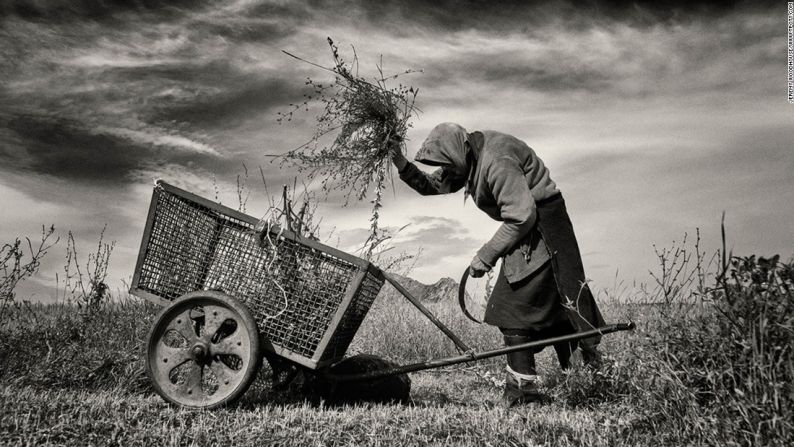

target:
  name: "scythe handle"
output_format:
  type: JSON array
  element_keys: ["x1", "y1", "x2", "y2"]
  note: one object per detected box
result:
[{"x1": 458, "y1": 268, "x2": 482, "y2": 324}]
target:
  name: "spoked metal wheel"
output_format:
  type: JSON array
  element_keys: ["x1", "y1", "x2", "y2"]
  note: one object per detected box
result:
[{"x1": 146, "y1": 291, "x2": 262, "y2": 409}]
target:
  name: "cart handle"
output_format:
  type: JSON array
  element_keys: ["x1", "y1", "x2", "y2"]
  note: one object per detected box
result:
[
  {"x1": 383, "y1": 272, "x2": 472, "y2": 352},
  {"x1": 325, "y1": 322, "x2": 636, "y2": 382}
]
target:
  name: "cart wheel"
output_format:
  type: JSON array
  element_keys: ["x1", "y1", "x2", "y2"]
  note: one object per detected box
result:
[{"x1": 146, "y1": 291, "x2": 261, "y2": 409}]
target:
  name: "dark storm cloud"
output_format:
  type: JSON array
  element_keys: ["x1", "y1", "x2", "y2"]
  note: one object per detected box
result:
[
  {"x1": 190, "y1": 2, "x2": 312, "y2": 42},
  {"x1": 192, "y1": 19, "x2": 292, "y2": 43},
  {"x1": 0, "y1": 113, "x2": 226, "y2": 184},
  {"x1": 336, "y1": 0, "x2": 778, "y2": 32},
  {"x1": 0, "y1": 0, "x2": 210, "y2": 22},
  {"x1": 1, "y1": 114, "x2": 143, "y2": 183},
  {"x1": 141, "y1": 66, "x2": 306, "y2": 129},
  {"x1": 0, "y1": 0, "x2": 306, "y2": 45},
  {"x1": 479, "y1": 65, "x2": 612, "y2": 92},
  {"x1": 408, "y1": 2, "x2": 779, "y2": 97},
  {"x1": 421, "y1": 57, "x2": 614, "y2": 93},
  {"x1": 0, "y1": 1, "x2": 313, "y2": 191}
]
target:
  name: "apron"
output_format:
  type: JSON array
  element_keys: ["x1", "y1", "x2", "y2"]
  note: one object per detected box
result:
[{"x1": 483, "y1": 194, "x2": 605, "y2": 347}]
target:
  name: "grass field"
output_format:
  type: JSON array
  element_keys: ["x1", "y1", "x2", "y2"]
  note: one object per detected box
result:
[
  {"x1": 0, "y1": 299, "x2": 641, "y2": 446},
  {"x1": 1, "y1": 246, "x2": 792, "y2": 446}
]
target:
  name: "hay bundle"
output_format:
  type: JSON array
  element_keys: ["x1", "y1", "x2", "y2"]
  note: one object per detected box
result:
[{"x1": 277, "y1": 38, "x2": 420, "y2": 257}]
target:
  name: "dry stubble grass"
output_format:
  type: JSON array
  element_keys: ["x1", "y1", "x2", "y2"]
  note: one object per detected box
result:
[
  {"x1": 0, "y1": 293, "x2": 647, "y2": 446},
  {"x1": 3, "y1": 248, "x2": 792, "y2": 446}
]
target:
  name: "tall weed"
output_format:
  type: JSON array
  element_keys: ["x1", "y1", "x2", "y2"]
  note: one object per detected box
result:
[
  {"x1": 0, "y1": 225, "x2": 58, "y2": 325},
  {"x1": 550, "y1": 226, "x2": 792, "y2": 445}
]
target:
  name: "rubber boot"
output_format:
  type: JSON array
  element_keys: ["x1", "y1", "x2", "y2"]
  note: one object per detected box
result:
[
  {"x1": 553, "y1": 341, "x2": 575, "y2": 370},
  {"x1": 502, "y1": 335, "x2": 545, "y2": 407},
  {"x1": 579, "y1": 339, "x2": 603, "y2": 369},
  {"x1": 549, "y1": 319, "x2": 577, "y2": 370}
]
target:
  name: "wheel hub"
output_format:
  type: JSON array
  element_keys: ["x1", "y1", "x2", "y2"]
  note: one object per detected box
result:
[{"x1": 190, "y1": 342, "x2": 210, "y2": 363}]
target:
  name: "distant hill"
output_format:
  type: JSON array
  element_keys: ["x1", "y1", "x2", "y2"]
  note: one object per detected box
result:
[{"x1": 377, "y1": 273, "x2": 473, "y2": 303}]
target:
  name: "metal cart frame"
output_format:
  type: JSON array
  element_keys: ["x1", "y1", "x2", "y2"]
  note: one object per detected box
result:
[{"x1": 131, "y1": 181, "x2": 634, "y2": 408}]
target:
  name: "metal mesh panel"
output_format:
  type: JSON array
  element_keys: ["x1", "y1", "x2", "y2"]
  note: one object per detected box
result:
[
  {"x1": 134, "y1": 185, "x2": 384, "y2": 364},
  {"x1": 320, "y1": 271, "x2": 384, "y2": 362}
]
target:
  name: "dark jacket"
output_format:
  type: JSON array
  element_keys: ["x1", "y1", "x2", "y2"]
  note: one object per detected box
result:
[
  {"x1": 398, "y1": 127, "x2": 559, "y2": 283},
  {"x1": 399, "y1": 124, "x2": 604, "y2": 344}
]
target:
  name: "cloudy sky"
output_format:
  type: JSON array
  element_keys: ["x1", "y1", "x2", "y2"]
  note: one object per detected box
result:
[{"x1": 1, "y1": 0, "x2": 791, "y2": 302}]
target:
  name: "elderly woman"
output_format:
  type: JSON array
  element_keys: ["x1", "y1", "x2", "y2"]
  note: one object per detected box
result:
[{"x1": 391, "y1": 123, "x2": 604, "y2": 406}]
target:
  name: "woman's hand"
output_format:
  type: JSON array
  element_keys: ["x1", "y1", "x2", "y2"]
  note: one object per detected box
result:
[
  {"x1": 389, "y1": 136, "x2": 408, "y2": 171},
  {"x1": 469, "y1": 255, "x2": 492, "y2": 278},
  {"x1": 391, "y1": 150, "x2": 408, "y2": 171}
]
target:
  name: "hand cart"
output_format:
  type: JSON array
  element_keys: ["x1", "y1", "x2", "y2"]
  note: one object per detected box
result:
[{"x1": 131, "y1": 181, "x2": 634, "y2": 408}]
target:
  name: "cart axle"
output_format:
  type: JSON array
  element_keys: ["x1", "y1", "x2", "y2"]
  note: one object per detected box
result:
[{"x1": 190, "y1": 343, "x2": 210, "y2": 362}]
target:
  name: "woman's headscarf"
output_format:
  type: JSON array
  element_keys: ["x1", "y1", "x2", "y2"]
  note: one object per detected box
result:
[{"x1": 414, "y1": 122, "x2": 469, "y2": 178}]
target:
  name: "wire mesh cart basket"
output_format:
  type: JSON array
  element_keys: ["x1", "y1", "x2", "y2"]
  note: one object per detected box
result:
[{"x1": 132, "y1": 181, "x2": 634, "y2": 409}]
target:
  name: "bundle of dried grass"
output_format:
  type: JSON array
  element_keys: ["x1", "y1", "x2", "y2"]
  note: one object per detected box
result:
[{"x1": 276, "y1": 38, "x2": 420, "y2": 258}]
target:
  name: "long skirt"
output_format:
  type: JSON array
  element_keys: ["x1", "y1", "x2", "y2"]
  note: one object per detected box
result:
[
  {"x1": 483, "y1": 193, "x2": 605, "y2": 347},
  {"x1": 484, "y1": 259, "x2": 562, "y2": 329}
]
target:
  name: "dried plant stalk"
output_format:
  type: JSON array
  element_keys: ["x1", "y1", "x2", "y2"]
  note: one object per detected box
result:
[{"x1": 276, "y1": 38, "x2": 420, "y2": 259}]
